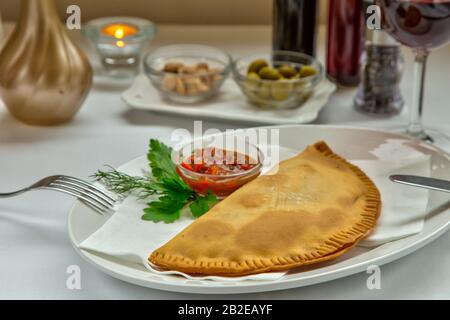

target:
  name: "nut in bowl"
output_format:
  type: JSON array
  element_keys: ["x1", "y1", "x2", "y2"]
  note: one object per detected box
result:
[
  {"x1": 143, "y1": 44, "x2": 231, "y2": 103},
  {"x1": 233, "y1": 51, "x2": 323, "y2": 109}
]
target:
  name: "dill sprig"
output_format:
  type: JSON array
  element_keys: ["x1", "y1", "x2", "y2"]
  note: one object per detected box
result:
[{"x1": 92, "y1": 166, "x2": 159, "y2": 199}]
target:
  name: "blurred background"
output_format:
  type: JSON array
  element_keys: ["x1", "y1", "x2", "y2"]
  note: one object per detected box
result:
[{"x1": 0, "y1": 0, "x2": 329, "y2": 24}]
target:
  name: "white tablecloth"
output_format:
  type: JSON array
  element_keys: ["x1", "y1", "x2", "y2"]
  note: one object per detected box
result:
[{"x1": 0, "y1": 24, "x2": 449, "y2": 299}]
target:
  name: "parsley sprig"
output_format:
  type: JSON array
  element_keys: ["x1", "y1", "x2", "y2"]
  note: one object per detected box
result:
[{"x1": 93, "y1": 139, "x2": 219, "y2": 223}]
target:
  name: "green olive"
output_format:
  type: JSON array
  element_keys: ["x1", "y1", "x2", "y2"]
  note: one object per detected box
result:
[
  {"x1": 244, "y1": 72, "x2": 260, "y2": 91},
  {"x1": 293, "y1": 77, "x2": 310, "y2": 90},
  {"x1": 258, "y1": 67, "x2": 281, "y2": 80},
  {"x1": 247, "y1": 72, "x2": 260, "y2": 80},
  {"x1": 299, "y1": 65, "x2": 318, "y2": 78},
  {"x1": 247, "y1": 59, "x2": 269, "y2": 74},
  {"x1": 271, "y1": 82, "x2": 292, "y2": 101},
  {"x1": 257, "y1": 83, "x2": 272, "y2": 99},
  {"x1": 278, "y1": 65, "x2": 298, "y2": 79}
]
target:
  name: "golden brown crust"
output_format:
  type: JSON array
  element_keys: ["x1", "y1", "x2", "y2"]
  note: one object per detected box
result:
[{"x1": 149, "y1": 141, "x2": 381, "y2": 276}]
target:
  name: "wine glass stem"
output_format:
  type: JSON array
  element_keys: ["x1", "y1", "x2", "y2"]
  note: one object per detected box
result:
[{"x1": 407, "y1": 49, "x2": 429, "y2": 140}]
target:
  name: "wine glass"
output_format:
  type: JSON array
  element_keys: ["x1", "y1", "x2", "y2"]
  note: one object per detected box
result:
[{"x1": 376, "y1": 0, "x2": 450, "y2": 142}]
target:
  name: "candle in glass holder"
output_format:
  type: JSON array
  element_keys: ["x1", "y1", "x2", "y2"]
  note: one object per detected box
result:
[
  {"x1": 83, "y1": 17, "x2": 155, "y2": 78},
  {"x1": 101, "y1": 23, "x2": 138, "y2": 48}
]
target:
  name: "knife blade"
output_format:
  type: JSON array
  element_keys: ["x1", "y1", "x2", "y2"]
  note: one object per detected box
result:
[{"x1": 389, "y1": 175, "x2": 450, "y2": 193}]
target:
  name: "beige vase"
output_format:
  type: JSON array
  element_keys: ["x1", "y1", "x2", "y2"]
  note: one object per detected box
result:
[
  {"x1": 0, "y1": 0, "x2": 92, "y2": 126},
  {"x1": 0, "y1": 10, "x2": 4, "y2": 49}
]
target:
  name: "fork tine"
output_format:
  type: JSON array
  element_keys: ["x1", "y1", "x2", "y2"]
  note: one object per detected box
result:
[
  {"x1": 43, "y1": 185, "x2": 107, "y2": 215},
  {"x1": 58, "y1": 175, "x2": 117, "y2": 202},
  {"x1": 79, "y1": 200, "x2": 107, "y2": 215},
  {"x1": 54, "y1": 178, "x2": 116, "y2": 206},
  {"x1": 48, "y1": 182, "x2": 112, "y2": 211}
]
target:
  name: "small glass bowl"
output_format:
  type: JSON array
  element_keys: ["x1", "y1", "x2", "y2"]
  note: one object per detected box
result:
[
  {"x1": 233, "y1": 51, "x2": 324, "y2": 109},
  {"x1": 174, "y1": 138, "x2": 263, "y2": 198},
  {"x1": 143, "y1": 44, "x2": 231, "y2": 103}
]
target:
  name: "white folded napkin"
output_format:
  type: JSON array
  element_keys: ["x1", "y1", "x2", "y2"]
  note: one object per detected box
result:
[
  {"x1": 355, "y1": 156, "x2": 430, "y2": 247},
  {"x1": 79, "y1": 140, "x2": 430, "y2": 280},
  {"x1": 358, "y1": 138, "x2": 430, "y2": 246}
]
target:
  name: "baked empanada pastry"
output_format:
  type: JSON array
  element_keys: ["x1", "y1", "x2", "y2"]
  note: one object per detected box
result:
[{"x1": 149, "y1": 141, "x2": 381, "y2": 276}]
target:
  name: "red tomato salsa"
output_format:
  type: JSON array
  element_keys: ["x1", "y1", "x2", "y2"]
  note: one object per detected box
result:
[
  {"x1": 176, "y1": 147, "x2": 261, "y2": 197},
  {"x1": 180, "y1": 147, "x2": 257, "y2": 175}
]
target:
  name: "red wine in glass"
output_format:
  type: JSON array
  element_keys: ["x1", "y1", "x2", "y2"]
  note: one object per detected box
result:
[
  {"x1": 380, "y1": 0, "x2": 450, "y2": 48},
  {"x1": 377, "y1": 0, "x2": 450, "y2": 141}
]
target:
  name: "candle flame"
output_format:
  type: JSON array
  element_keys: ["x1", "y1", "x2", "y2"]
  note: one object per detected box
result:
[
  {"x1": 102, "y1": 23, "x2": 138, "y2": 44},
  {"x1": 114, "y1": 28, "x2": 125, "y2": 39}
]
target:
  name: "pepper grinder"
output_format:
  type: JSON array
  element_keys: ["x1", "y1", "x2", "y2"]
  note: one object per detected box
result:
[{"x1": 354, "y1": 29, "x2": 404, "y2": 116}]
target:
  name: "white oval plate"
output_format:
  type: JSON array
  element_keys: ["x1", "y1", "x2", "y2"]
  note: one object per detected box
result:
[
  {"x1": 122, "y1": 75, "x2": 336, "y2": 125},
  {"x1": 68, "y1": 125, "x2": 450, "y2": 294}
]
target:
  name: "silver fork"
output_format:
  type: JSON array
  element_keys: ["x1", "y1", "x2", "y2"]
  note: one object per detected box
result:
[{"x1": 0, "y1": 175, "x2": 117, "y2": 215}]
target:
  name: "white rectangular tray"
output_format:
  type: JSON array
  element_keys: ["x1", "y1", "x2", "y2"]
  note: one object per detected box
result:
[{"x1": 122, "y1": 75, "x2": 336, "y2": 125}]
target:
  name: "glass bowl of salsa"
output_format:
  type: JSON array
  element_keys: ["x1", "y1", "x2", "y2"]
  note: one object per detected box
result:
[{"x1": 175, "y1": 139, "x2": 263, "y2": 198}]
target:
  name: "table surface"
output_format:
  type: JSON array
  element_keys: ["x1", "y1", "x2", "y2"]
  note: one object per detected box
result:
[{"x1": 1, "y1": 23, "x2": 450, "y2": 299}]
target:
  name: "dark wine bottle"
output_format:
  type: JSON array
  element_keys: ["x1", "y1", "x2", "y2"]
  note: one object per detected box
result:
[{"x1": 272, "y1": 0, "x2": 318, "y2": 57}]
